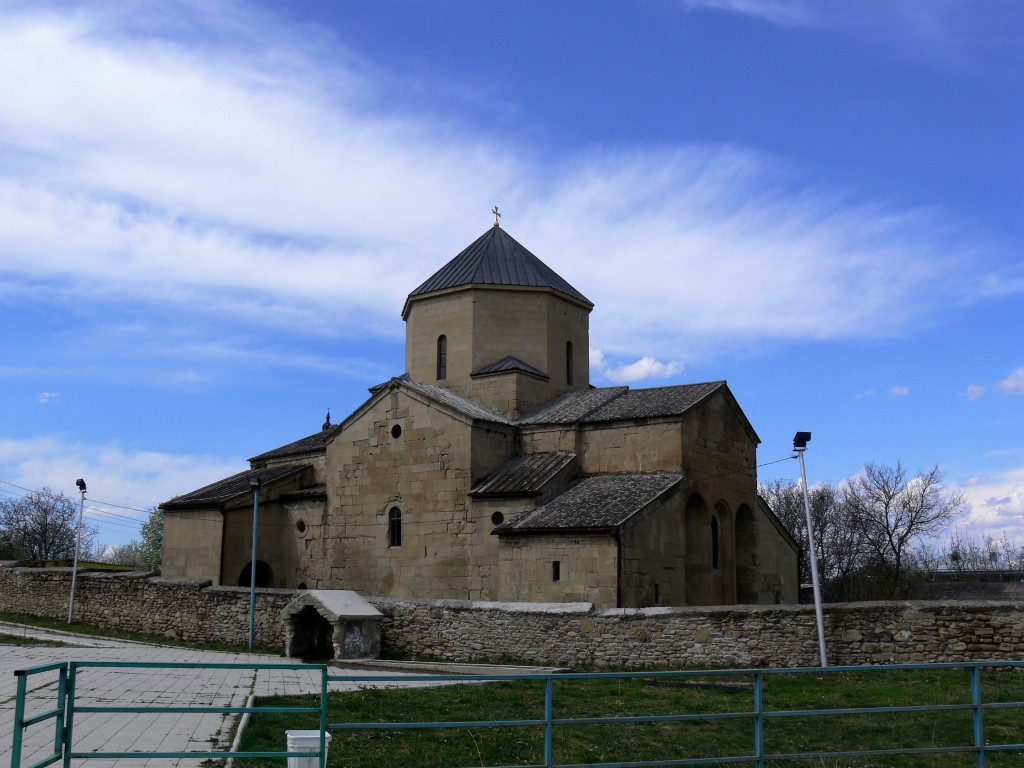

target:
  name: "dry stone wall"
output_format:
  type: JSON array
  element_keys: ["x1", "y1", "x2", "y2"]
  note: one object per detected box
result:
[{"x1": 1, "y1": 563, "x2": 1021, "y2": 667}]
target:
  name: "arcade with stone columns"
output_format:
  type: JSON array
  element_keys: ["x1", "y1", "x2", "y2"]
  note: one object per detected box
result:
[{"x1": 161, "y1": 221, "x2": 799, "y2": 609}]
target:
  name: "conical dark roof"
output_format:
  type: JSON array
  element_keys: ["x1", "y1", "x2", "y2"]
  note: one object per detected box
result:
[{"x1": 402, "y1": 226, "x2": 592, "y2": 318}]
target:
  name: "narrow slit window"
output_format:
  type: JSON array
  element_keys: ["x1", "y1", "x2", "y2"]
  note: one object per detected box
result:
[
  {"x1": 566, "y1": 341, "x2": 574, "y2": 385},
  {"x1": 552, "y1": 560, "x2": 561, "y2": 582},
  {"x1": 436, "y1": 335, "x2": 447, "y2": 380},
  {"x1": 388, "y1": 507, "x2": 402, "y2": 548}
]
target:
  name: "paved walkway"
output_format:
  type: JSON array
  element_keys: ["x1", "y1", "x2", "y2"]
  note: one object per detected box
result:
[{"x1": 0, "y1": 622, "x2": 429, "y2": 767}]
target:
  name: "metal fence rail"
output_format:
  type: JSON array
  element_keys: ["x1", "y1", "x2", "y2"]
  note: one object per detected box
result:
[
  {"x1": 10, "y1": 660, "x2": 329, "y2": 768},
  {"x1": 11, "y1": 659, "x2": 1024, "y2": 767},
  {"x1": 323, "y1": 661, "x2": 1024, "y2": 768}
]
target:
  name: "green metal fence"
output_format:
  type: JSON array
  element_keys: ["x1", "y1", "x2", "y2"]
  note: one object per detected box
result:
[
  {"x1": 321, "y1": 662, "x2": 1024, "y2": 767},
  {"x1": 10, "y1": 660, "x2": 1024, "y2": 767},
  {"x1": 10, "y1": 660, "x2": 329, "y2": 767}
]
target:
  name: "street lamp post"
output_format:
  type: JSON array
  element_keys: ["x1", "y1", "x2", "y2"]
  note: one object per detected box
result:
[
  {"x1": 794, "y1": 432, "x2": 827, "y2": 667},
  {"x1": 248, "y1": 476, "x2": 261, "y2": 649},
  {"x1": 67, "y1": 478, "x2": 87, "y2": 624}
]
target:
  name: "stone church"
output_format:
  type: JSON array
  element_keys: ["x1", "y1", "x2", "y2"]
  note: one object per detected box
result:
[{"x1": 161, "y1": 222, "x2": 799, "y2": 608}]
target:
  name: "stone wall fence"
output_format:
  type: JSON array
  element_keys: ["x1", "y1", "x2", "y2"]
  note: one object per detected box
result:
[{"x1": 1, "y1": 562, "x2": 1022, "y2": 667}]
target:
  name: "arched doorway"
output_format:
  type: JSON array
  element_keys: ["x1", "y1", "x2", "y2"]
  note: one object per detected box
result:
[
  {"x1": 238, "y1": 560, "x2": 275, "y2": 588},
  {"x1": 735, "y1": 504, "x2": 759, "y2": 603}
]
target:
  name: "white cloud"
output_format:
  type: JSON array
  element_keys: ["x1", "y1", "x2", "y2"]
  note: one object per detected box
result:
[
  {"x1": 855, "y1": 389, "x2": 876, "y2": 400},
  {"x1": 963, "y1": 384, "x2": 988, "y2": 401},
  {"x1": 0, "y1": 4, "x2": 1014, "y2": 384},
  {"x1": 0, "y1": 435, "x2": 243, "y2": 543},
  {"x1": 889, "y1": 385, "x2": 910, "y2": 397},
  {"x1": 955, "y1": 468, "x2": 1024, "y2": 544},
  {"x1": 599, "y1": 356, "x2": 684, "y2": 384},
  {"x1": 996, "y1": 366, "x2": 1024, "y2": 396},
  {"x1": 37, "y1": 391, "x2": 60, "y2": 404}
]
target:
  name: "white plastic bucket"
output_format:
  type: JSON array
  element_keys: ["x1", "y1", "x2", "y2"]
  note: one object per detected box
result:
[{"x1": 285, "y1": 729, "x2": 332, "y2": 768}]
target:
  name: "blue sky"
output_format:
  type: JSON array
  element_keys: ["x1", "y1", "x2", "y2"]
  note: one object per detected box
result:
[{"x1": 0, "y1": 0, "x2": 1021, "y2": 550}]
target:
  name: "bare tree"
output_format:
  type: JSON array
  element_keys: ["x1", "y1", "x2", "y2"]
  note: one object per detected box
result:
[
  {"x1": 840, "y1": 463, "x2": 964, "y2": 598},
  {"x1": 0, "y1": 488, "x2": 96, "y2": 561},
  {"x1": 760, "y1": 478, "x2": 870, "y2": 601}
]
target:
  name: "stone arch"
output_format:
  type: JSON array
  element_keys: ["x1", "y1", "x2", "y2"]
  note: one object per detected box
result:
[
  {"x1": 238, "y1": 559, "x2": 274, "y2": 588},
  {"x1": 713, "y1": 500, "x2": 736, "y2": 603},
  {"x1": 684, "y1": 493, "x2": 711, "y2": 605},
  {"x1": 735, "y1": 503, "x2": 759, "y2": 603}
]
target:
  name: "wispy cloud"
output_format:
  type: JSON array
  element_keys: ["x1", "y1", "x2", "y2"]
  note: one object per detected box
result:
[
  {"x1": 889, "y1": 385, "x2": 910, "y2": 397},
  {"x1": 37, "y1": 391, "x2": 60, "y2": 404},
  {"x1": 0, "y1": 435, "x2": 243, "y2": 522},
  {"x1": 961, "y1": 366, "x2": 1024, "y2": 401},
  {"x1": 0, "y1": 4, "x2": 1014, "y2": 386},
  {"x1": 996, "y1": 367, "x2": 1024, "y2": 396}
]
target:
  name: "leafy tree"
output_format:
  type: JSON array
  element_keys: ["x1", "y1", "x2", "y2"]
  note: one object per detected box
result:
[
  {"x1": 103, "y1": 508, "x2": 163, "y2": 571},
  {"x1": 840, "y1": 462, "x2": 964, "y2": 598},
  {"x1": 0, "y1": 488, "x2": 96, "y2": 561}
]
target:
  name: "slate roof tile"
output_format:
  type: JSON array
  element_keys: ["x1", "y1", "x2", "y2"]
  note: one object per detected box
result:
[
  {"x1": 471, "y1": 355, "x2": 549, "y2": 380},
  {"x1": 249, "y1": 430, "x2": 331, "y2": 462},
  {"x1": 499, "y1": 473, "x2": 683, "y2": 532},
  {"x1": 583, "y1": 381, "x2": 724, "y2": 422},
  {"x1": 403, "y1": 226, "x2": 592, "y2": 317},
  {"x1": 161, "y1": 465, "x2": 306, "y2": 510},
  {"x1": 518, "y1": 387, "x2": 628, "y2": 425},
  {"x1": 470, "y1": 452, "x2": 577, "y2": 497}
]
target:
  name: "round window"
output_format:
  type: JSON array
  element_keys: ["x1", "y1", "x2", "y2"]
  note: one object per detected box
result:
[
  {"x1": 491, "y1": 511, "x2": 505, "y2": 526},
  {"x1": 296, "y1": 520, "x2": 306, "y2": 534},
  {"x1": 391, "y1": 424, "x2": 402, "y2": 439}
]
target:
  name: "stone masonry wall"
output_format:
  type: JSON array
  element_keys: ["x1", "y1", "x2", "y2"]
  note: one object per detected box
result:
[{"x1": 2, "y1": 562, "x2": 1021, "y2": 667}]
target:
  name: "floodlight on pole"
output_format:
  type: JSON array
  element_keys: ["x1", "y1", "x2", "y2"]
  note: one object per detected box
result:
[
  {"x1": 793, "y1": 432, "x2": 827, "y2": 667},
  {"x1": 68, "y1": 479, "x2": 87, "y2": 624},
  {"x1": 248, "y1": 475, "x2": 261, "y2": 649}
]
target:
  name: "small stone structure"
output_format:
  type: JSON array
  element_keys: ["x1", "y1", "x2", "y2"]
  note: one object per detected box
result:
[{"x1": 281, "y1": 590, "x2": 382, "y2": 660}]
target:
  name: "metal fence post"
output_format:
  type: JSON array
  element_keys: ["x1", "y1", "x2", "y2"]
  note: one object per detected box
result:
[
  {"x1": 54, "y1": 664, "x2": 68, "y2": 758},
  {"x1": 11, "y1": 672, "x2": 28, "y2": 768},
  {"x1": 320, "y1": 665, "x2": 328, "y2": 768},
  {"x1": 754, "y1": 671, "x2": 764, "y2": 768},
  {"x1": 62, "y1": 663, "x2": 78, "y2": 768},
  {"x1": 971, "y1": 665, "x2": 985, "y2": 768},
  {"x1": 544, "y1": 676, "x2": 554, "y2": 767}
]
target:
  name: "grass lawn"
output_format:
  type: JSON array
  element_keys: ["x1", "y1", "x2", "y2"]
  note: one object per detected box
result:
[
  {"x1": 233, "y1": 667, "x2": 1024, "y2": 767},
  {"x1": 0, "y1": 631, "x2": 65, "y2": 646}
]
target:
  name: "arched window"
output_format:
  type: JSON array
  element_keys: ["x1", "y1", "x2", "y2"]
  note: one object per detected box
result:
[
  {"x1": 436, "y1": 335, "x2": 447, "y2": 380},
  {"x1": 566, "y1": 341, "x2": 574, "y2": 385},
  {"x1": 711, "y1": 514, "x2": 720, "y2": 570},
  {"x1": 388, "y1": 507, "x2": 402, "y2": 547}
]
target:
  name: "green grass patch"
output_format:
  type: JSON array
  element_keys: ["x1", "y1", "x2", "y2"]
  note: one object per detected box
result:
[
  {"x1": 0, "y1": 631, "x2": 66, "y2": 646},
  {"x1": 0, "y1": 611, "x2": 281, "y2": 655},
  {"x1": 233, "y1": 668, "x2": 1024, "y2": 767}
]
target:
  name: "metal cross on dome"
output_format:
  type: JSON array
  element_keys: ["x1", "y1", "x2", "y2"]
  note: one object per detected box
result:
[{"x1": 492, "y1": 206, "x2": 501, "y2": 227}]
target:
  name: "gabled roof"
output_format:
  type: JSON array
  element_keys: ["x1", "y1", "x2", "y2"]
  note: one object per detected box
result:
[
  {"x1": 402, "y1": 226, "x2": 592, "y2": 318},
  {"x1": 161, "y1": 465, "x2": 306, "y2": 510},
  {"x1": 497, "y1": 473, "x2": 683, "y2": 533},
  {"x1": 471, "y1": 355, "x2": 549, "y2": 380},
  {"x1": 249, "y1": 429, "x2": 332, "y2": 463},
  {"x1": 583, "y1": 381, "x2": 725, "y2": 422},
  {"x1": 470, "y1": 452, "x2": 577, "y2": 497},
  {"x1": 351, "y1": 377, "x2": 513, "y2": 428},
  {"x1": 519, "y1": 387, "x2": 628, "y2": 425}
]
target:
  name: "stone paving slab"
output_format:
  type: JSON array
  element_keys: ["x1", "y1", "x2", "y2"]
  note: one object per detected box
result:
[{"x1": 1, "y1": 623, "x2": 435, "y2": 767}]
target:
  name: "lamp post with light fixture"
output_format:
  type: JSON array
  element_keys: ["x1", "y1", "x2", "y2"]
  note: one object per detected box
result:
[
  {"x1": 248, "y1": 475, "x2": 261, "y2": 649},
  {"x1": 67, "y1": 478, "x2": 87, "y2": 624},
  {"x1": 793, "y1": 432, "x2": 827, "y2": 666}
]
